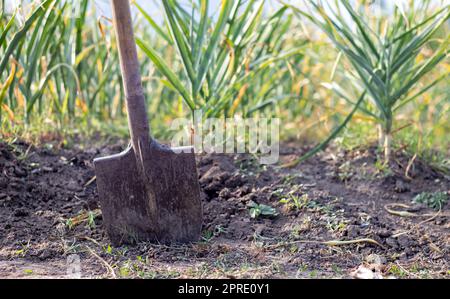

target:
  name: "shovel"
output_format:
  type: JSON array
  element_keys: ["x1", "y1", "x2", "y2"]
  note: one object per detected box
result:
[{"x1": 94, "y1": 0, "x2": 202, "y2": 245}]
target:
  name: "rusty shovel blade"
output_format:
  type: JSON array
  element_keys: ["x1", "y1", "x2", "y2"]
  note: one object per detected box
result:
[{"x1": 94, "y1": 142, "x2": 202, "y2": 246}]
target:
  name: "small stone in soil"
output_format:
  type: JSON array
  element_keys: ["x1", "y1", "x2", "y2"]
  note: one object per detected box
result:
[
  {"x1": 345, "y1": 224, "x2": 361, "y2": 238},
  {"x1": 42, "y1": 167, "x2": 54, "y2": 172},
  {"x1": 376, "y1": 229, "x2": 391, "y2": 238},
  {"x1": 14, "y1": 167, "x2": 27, "y2": 178},
  {"x1": 219, "y1": 188, "x2": 231, "y2": 199},
  {"x1": 397, "y1": 234, "x2": 416, "y2": 248},
  {"x1": 0, "y1": 178, "x2": 7, "y2": 188},
  {"x1": 394, "y1": 180, "x2": 410, "y2": 193},
  {"x1": 385, "y1": 237, "x2": 399, "y2": 249}
]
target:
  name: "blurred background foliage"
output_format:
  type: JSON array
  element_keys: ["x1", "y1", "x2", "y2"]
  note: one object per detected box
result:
[{"x1": 0, "y1": 0, "x2": 448, "y2": 169}]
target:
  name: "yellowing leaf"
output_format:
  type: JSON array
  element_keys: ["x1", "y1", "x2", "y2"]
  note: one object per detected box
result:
[
  {"x1": 2, "y1": 104, "x2": 15, "y2": 122},
  {"x1": 75, "y1": 44, "x2": 98, "y2": 67},
  {"x1": 76, "y1": 97, "x2": 88, "y2": 114},
  {"x1": 0, "y1": 64, "x2": 17, "y2": 116},
  {"x1": 14, "y1": 87, "x2": 25, "y2": 109}
]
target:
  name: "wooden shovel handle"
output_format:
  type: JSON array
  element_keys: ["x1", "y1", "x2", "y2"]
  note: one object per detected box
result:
[{"x1": 111, "y1": 0, "x2": 151, "y2": 149}]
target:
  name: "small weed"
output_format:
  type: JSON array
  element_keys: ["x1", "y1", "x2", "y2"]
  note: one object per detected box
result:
[
  {"x1": 119, "y1": 265, "x2": 130, "y2": 278},
  {"x1": 14, "y1": 241, "x2": 30, "y2": 257},
  {"x1": 285, "y1": 244, "x2": 296, "y2": 254},
  {"x1": 306, "y1": 200, "x2": 333, "y2": 215},
  {"x1": 374, "y1": 160, "x2": 393, "y2": 177},
  {"x1": 138, "y1": 271, "x2": 158, "y2": 279},
  {"x1": 280, "y1": 193, "x2": 310, "y2": 211},
  {"x1": 104, "y1": 245, "x2": 113, "y2": 255},
  {"x1": 295, "y1": 264, "x2": 309, "y2": 277},
  {"x1": 388, "y1": 264, "x2": 407, "y2": 278},
  {"x1": 332, "y1": 265, "x2": 343, "y2": 275},
  {"x1": 337, "y1": 161, "x2": 353, "y2": 182},
  {"x1": 202, "y1": 225, "x2": 227, "y2": 242},
  {"x1": 202, "y1": 230, "x2": 214, "y2": 242},
  {"x1": 276, "y1": 185, "x2": 311, "y2": 211},
  {"x1": 239, "y1": 156, "x2": 266, "y2": 175},
  {"x1": 269, "y1": 262, "x2": 283, "y2": 275},
  {"x1": 248, "y1": 202, "x2": 278, "y2": 219},
  {"x1": 409, "y1": 264, "x2": 420, "y2": 273},
  {"x1": 65, "y1": 219, "x2": 74, "y2": 230},
  {"x1": 298, "y1": 264, "x2": 308, "y2": 272},
  {"x1": 408, "y1": 264, "x2": 432, "y2": 279},
  {"x1": 413, "y1": 191, "x2": 448, "y2": 210},
  {"x1": 61, "y1": 239, "x2": 81, "y2": 255},
  {"x1": 271, "y1": 188, "x2": 285, "y2": 198},
  {"x1": 325, "y1": 215, "x2": 348, "y2": 233},
  {"x1": 87, "y1": 211, "x2": 96, "y2": 229},
  {"x1": 309, "y1": 270, "x2": 318, "y2": 278},
  {"x1": 23, "y1": 269, "x2": 34, "y2": 275}
]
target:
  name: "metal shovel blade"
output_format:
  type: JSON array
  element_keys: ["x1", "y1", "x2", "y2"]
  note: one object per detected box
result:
[{"x1": 94, "y1": 142, "x2": 202, "y2": 245}]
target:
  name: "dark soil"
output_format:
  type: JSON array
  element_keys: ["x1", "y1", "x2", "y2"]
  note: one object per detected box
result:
[{"x1": 0, "y1": 140, "x2": 448, "y2": 278}]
